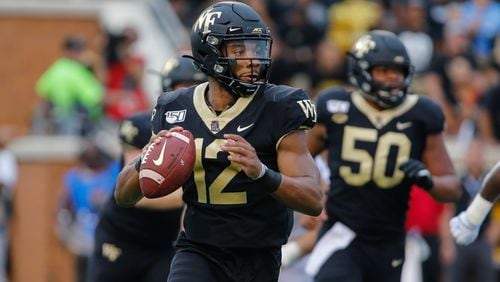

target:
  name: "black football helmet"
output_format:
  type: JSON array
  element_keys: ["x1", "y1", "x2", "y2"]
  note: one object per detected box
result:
[
  {"x1": 161, "y1": 56, "x2": 207, "y2": 92},
  {"x1": 189, "y1": 1, "x2": 272, "y2": 97},
  {"x1": 348, "y1": 30, "x2": 414, "y2": 108}
]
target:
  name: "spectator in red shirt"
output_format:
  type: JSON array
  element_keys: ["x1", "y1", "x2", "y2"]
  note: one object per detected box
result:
[{"x1": 104, "y1": 26, "x2": 150, "y2": 123}]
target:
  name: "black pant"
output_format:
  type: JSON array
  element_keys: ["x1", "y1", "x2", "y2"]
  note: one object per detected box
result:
[
  {"x1": 86, "y1": 225, "x2": 175, "y2": 282},
  {"x1": 167, "y1": 233, "x2": 281, "y2": 282},
  {"x1": 315, "y1": 238, "x2": 405, "y2": 282}
]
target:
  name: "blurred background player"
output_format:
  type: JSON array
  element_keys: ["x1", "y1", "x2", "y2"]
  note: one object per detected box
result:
[
  {"x1": 56, "y1": 140, "x2": 119, "y2": 282},
  {"x1": 86, "y1": 56, "x2": 206, "y2": 282},
  {"x1": 114, "y1": 2, "x2": 323, "y2": 281},
  {"x1": 307, "y1": 30, "x2": 461, "y2": 282}
]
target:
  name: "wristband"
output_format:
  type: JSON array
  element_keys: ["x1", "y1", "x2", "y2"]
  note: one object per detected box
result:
[
  {"x1": 251, "y1": 163, "x2": 267, "y2": 180},
  {"x1": 465, "y1": 194, "x2": 493, "y2": 225},
  {"x1": 255, "y1": 164, "x2": 282, "y2": 193},
  {"x1": 134, "y1": 157, "x2": 142, "y2": 173}
]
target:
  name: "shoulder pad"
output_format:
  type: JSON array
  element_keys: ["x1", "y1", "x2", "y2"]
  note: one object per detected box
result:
[
  {"x1": 156, "y1": 88, "x2": 187, "y2": 106},
  {"x1": 316, "y1": 87, "x2": 351, "y2": 124},
  {"x1": 152, "y1": 87, "x2": 194, "y2": 134},
  {"x1": 415, "y1": 95, "x2": 445, "y2": 133},
  {"x1": 264, "y1": 84, "x2": 317, "y2": 133}
]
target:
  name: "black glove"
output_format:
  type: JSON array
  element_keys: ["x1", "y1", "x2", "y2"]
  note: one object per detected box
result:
[{"x1": 399, "y1": 159, "x2": 434, "y2": 190}]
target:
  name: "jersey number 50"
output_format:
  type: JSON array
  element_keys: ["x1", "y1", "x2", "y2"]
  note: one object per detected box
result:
[{"x1": 340, "y1": 126, "x2": 411, "y2": 189}]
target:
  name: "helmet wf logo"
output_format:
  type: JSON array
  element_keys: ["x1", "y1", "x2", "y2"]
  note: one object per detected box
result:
[
  {"x1": 193, "y1": 8, "x2": 222, "y2": 34},
  {"x1": 353, "y1": 35, "x2": 376, "y2": 58},
  {"x1": 162, "y1": 58, "x2": 179, "y2": 75}
]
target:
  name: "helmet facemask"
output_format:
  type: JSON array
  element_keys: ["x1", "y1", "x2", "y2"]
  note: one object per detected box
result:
[
  {"x1": 189, "y1": 1, "x2": 273, "y2": 98},
  {"x1": 365, "y1": 64, "x2": 413, "y2": 108},
  {"x1": 347, "y1": 30, "x2": 414, "y2": 109},
  {"x1": 208, "y1": 35, "x2": 272, "y2": 97}
]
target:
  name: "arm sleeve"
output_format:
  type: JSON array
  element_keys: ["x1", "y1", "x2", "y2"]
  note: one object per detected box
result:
[
  {"x1": 421, "y1": 97, "x2": 445, "y2": 134},
  {"x1": 273, "y1": 89, "x2": 317, "y2": 142},
  {"x1": 151, "y1": 91, "x2": 180, "y2": 134},
  {"x1": 315, "y1": 91, "x2": 330, "y2": 125}
]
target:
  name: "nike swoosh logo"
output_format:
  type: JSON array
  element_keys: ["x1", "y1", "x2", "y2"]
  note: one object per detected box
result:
[
  {"x1": 396, "y1": 121, "x2": 412, "y2": 130},
  {"x1": 152, "y1": 140, "x2": 167, "y2": 166},
  {"x1": 237, "y1": 123, "x2": 254, "y2": 132},
  {"x1": 229, "y1": 27, "x2": 240, "y2": 32}
]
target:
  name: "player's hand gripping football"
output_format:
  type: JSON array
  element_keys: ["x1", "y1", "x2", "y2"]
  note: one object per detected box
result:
[
  {"x1": 135, "y1": 127, "x2": 184, "y2": 172},
  {"x1": 399, "y1": 159, "x2": 434, "y2": 190},
  {"x1": 221, "y1": 134, "x2": 263, "y2": 179},
  {"x1": 145, "y1": 127, "x2": 185, "y2": 148},
  {"x1": 449, "y1": 211, "x2": 480, "y2": 245}
]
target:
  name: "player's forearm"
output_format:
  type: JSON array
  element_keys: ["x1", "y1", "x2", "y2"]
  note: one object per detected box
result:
[
  {"x1": 462, "y1": 165, "x2": 500, "y2": 225},
  {"x1": 480, "y1": 162, "x2": 500, "y2": 202},
  {"x1": 429, "y1": 174, "x2": 461, "y2": 202},
  {"x1": 307, "y1": 124, "x2": 327, "y2": 157},
  {"x1": 114, "y1": 162, "x2": 143, "y2": 207},
  {"x1": 135, "y1": 189, "x2": 184, "y2": 210},
  {"x1": 273, "y1": 175, "x2": 323, "y2": 216}
]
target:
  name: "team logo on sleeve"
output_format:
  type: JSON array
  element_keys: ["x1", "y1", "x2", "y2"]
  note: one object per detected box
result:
[
  {"x1": 165, "y1": 110, "x2": 187, "y2": 124},
  {"x1": 297, "y1": 100, "x2": 317, "y2": 122}
]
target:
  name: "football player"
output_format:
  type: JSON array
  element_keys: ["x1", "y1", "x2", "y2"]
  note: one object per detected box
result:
[
  {"x1": 450, "y1": 161, "x2": 500, "y2": 245},
  {"x1": 86, "y1": 56, "x2": 206, "y2": 282},
  {"x1": 114, "y1": 2, "x2": 323, "y2": 281},
  {"x1": 306, "y1": 30, "x2": 461, "y2": 282}
]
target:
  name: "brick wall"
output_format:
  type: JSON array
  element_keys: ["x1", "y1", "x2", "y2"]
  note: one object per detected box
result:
[
  {"x1": 0, "y1": 14, "x2": 103, "y2": 282},
  {"x1": 0, "y1": 15, "x2": 103, "y2": 134}
]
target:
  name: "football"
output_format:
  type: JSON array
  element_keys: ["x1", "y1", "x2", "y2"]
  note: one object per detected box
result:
[{"x1": 139, "y1": 130, "x2": 195, "y2": 198}]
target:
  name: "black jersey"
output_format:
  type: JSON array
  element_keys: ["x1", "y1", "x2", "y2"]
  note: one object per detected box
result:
[
  {"x1": 152, "y1": 82, "x2": 316, "y2": 248},
  {"x1": 98, "y1": 196, "x2": 182, "y2": 247},
  {"x1": 315, "y1": 89, "x2": 444, "y2": 242},
  {"x1": 97, "y1": 112, "x2": 183, "y2": 247}
]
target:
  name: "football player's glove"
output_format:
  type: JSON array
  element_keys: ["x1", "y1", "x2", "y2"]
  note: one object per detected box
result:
[
  {"x1": 399, "y1": 159, "x2": 433, "y2": 190},
  {"x1": 449, "y1": 211, "x2": 480, "y2": 245}
]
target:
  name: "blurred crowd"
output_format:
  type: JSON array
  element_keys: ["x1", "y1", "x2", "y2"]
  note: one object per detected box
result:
[
  {"x1": 33, "y1": 0, "x2": 500, "y2": 149},
  {"x1": 33, "y1": 25, "x2": 151, "y2": 138},
  {"x1": 172, "y1": 0, "x2": 500, "y2": 148}
]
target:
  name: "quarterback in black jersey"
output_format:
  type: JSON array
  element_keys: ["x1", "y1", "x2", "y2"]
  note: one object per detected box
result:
[
  {"x1": 86, "y1": 56, "x2": 206, "y2": 282},
  {"x1": 114, "y1": 2, "x2": 323, "y2": 282},
  {"x1": 307, "y1": 30, "x2": 461, "y2": 282}
]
